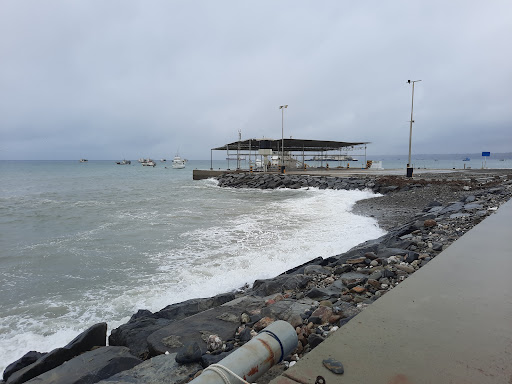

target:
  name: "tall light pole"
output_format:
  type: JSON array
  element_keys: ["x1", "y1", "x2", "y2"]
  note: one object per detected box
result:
[
  {"x1": 406, "y1": 80, "x2": 421, "y2": 177},
  {"x1": 279, "y1": 105, "x2": 288, "y2": 172}
]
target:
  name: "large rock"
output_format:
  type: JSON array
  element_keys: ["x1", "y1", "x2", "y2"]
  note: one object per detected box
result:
[
  {"x1": 3, "y1": 352, "x2": 46, "y2": 382},
  {"x1": 109, "y1": 293, "x2": 235, "y2": 359},
  {"x1": 305, "y1": 287, "x2": 333, "y2": 299},
  {"x1": 109, "y1": 311, "x2": 172, "y2": 359},
  {"x1": 439, "y1": 202, "x2": 464, "y2": 214},
  {"x1": 281, "y1": 257, "x2": 324, "y2": 275},
  {"x1": 97, "y1": 354, "x2": 201, "y2": 384},
  {"x1": 22, "y1": 347, "x2": 140, "y2": 384},
  {"x1": 7, "y1": 323, "x2": 107, "y2": 384},
  {"x1": 377, "y1": 248, "x2": 410, "y2": 259},
  {"x1": 333, "y1": 241, "x2": 381, "y2": 266},
  {"x1": 147, "y1": 297, "x2": 263, "y2": 357},
  {"x1": 464, "y1": 203, "x2": 484, "y2": 211},
  {"x1": 259, "y1": 300, "x2": 311, "y2": 328},
  {"x1": 252, "y1": 275, "x2": 311, "y2": 296},
  {"x1": 154, "y1": 293, "x2": 235, "y2": 320},
  {"x1": 303, "y1": 265, "x2": 331, "y2": 275},
  {"x1": 175, "y1": 342, "x2": 202, "y2": 364}
]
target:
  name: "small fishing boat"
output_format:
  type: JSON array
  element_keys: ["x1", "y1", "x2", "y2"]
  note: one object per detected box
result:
[
  {"x1": 141, "y1": 159, "x2": 156, "y2": 167},
  {"x1": 116, "y1": 160, "x2": 131, "y2": 165},
  {"x1": 462, "y1": 157, "x2": 470, "y2": 161},
  {"x1": 79, "y1": 159, "x2": 88, "y2": 162}
]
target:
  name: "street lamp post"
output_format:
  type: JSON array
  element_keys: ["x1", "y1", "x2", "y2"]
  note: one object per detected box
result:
[
  {"x1": 279, "y1": 105, "x2": 288, "y2": 173},
  {"x1": 406, "y1": 80, "x2": 421, "y2": 177}
]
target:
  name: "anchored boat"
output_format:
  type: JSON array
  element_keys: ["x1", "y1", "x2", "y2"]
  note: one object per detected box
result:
[{"x1": 172, "y1": 155, "x2": 186, "y2": 169}]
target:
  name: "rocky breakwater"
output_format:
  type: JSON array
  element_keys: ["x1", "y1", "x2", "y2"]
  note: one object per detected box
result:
[
  {"x1": 3, "y1": 171, "x2": 511, "y2": 384},
  {"x1": 216, "y1": 172, "x2": 387, "y2": 193}
]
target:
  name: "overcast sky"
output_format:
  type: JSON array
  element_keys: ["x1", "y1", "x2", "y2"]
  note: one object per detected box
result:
[{"x1": 0, "y1": 1, "x2": 511, "y2": 160}]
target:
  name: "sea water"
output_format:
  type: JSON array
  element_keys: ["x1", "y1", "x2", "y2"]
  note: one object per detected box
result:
[{"x1": 0, "y1": 160, "x2": 385, "y2": 371}]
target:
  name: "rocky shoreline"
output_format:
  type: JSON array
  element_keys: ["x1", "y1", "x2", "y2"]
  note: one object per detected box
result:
[{"x1": 4, "y1": 170, "x2": 512, "y2": 384}]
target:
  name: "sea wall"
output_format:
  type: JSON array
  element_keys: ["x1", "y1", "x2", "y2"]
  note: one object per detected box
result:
[
  {"x1": 216, "y1": 173, "x2": 385, "y2": 192},
  {"x1": 3, "y1": 171, "x2": 512, "y2": 384}
]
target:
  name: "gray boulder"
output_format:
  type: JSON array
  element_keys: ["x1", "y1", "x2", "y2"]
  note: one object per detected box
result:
[
  {"x1": 252, "y1": 275, "x2": 311, "y2": 296},
  {"x1": 147, "y1": 297, "x2": 263, "y2": 357},
  {"x1": 439, "y1": 202, "x2": 464, "y2": 214},
  {"x1": 109, "y1": 311, "x2": 172, "y2": 359},
  {"x1": 3, "y1": 352, "x2": 46, "y2": 382},
  {"x1": 23, "y1": 347, "x2": 141, "y2": 384},
  {"x1": 155, "y1": 293, "x2": 235, "y2": 320},
  {"x1": 260, "y1": 300, "x2": 311, "y2": 328},
  {"x1": 109, "y1": 293, "x2": 235, "y2": 359},
  {"x1": 175, "y1": 342, "x2": 202, "y2": 364},
  {"x1": 305, "y1": 287, "x2": 332, "y2": 299},
  {"x1": 7, "y1": 323, "x2": 107, "y2": 384},
  {"x1": 463, "y1": 203, "x2": 483, "y2": 211},
  {"x1": 303, "y1": 265, "x2": 330, "y2": 275}
]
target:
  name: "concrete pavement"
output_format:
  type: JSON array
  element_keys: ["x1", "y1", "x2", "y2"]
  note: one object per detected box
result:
[{"x1": 270, "y1": 199, "x2": 512, "y2": 384}]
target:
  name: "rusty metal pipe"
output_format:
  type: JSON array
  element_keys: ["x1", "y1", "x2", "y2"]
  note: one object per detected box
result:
[{"x1": 190, "y1": 320, "x2": 298, "y2": 384}]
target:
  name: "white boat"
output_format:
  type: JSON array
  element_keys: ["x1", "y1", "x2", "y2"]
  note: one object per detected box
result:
[
  {"x1": 116, "y1": 159, "x2": 131, "y2": 165},
  {"x1": 79, "y1": 159, "x2": 88, "y2": 162},
  {"x1": 172, "y1": 155, "x2": 186, "y2": 169},
  {"x1": 141, "y1": 159, "x2": 156, "y2": 167}
]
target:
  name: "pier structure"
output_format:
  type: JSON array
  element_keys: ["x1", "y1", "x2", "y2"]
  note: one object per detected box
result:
[
  {"x1": 195, "y1": 138, "x2": 370, "y2": 180},
  {"x1": 210, "y1": 138, "x2": 369, "y2": 171}
]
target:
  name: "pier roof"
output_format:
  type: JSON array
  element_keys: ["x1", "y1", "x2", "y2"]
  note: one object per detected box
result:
[{"x1": 212, "y1": 138, "x2": 369, "y2": 152}]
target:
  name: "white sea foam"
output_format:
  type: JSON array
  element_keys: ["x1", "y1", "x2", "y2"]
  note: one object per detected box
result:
[{"x1": 111, "y1": 188, "x2": 385, "y2": 312}]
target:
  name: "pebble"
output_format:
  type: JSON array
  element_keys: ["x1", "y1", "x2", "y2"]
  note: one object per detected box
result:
[
  {"x1": 253, "y1": 317, "x2": 274, "y2": 331},
  {"x1": 322, "y1": 358, "x2": 344, "y2": 374},
  {"x1": 387, "y1": 256, "x2": 400, "y2": 264},
  {"x1": 240, "y1": 313, "x2": 251, "y2": 324},
  {"x1": 206, "y1": 335, "x2": 223, "y2": 352},
  {"x1": 351, "y1": 285, "x2": 366, "y2": 294},
  {"x1": 424, "y1": 219, "x2": 437, "y2": 227}
]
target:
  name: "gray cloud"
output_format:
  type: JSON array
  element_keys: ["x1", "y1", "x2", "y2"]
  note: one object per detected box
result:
[{"x1": 1, "y1": 0, "x2": 511, "y2": 160}]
